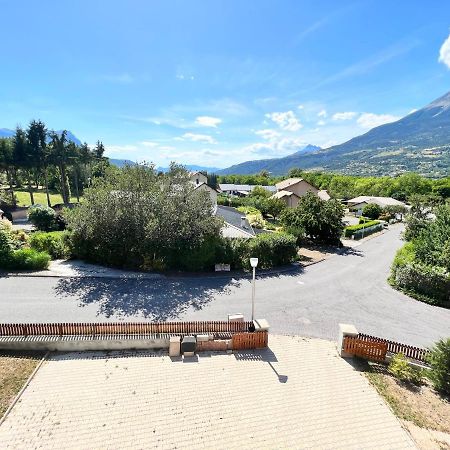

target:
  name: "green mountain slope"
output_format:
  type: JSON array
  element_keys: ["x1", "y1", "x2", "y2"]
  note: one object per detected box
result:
[{"x1": 220, "y1": 92, "x2": 450, "y2": 177}]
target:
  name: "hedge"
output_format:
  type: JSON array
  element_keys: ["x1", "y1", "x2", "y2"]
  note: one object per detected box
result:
[
  {"x1": 344, "y1": 220, "x2": 381, "y2": 238},
  {"x1": 169, "y1": 232, "x2": 298, "y2": 272},
  {"x1": 390, "y1": 243, "x2": 450, "y2": 305}
]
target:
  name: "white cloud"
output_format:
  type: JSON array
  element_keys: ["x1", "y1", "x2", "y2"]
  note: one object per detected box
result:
[
  {"x1": 439, "y1": 33, "x2": 450, "y2": 69},
  {"x1": 105, "y1": 144, "x2": 139, "y2": 155},
  {"x1": 297, "y1": 104, "x2": 304, "y2": 110},
  {"x1": 254, "y1": 129, "x2": 281, "y2": 140},
  {"x1": 180, "y1": 133, "x2": 217, "y2": 144},
  {"x1": 332, "y1": 111, "x2": 357, "y2": 121},
  {"x1": 195, "y1": 116, "x2": 222, "y2": 127},
  {"x1": 176, "y1": 74, "x2": 195, "y2": 80},
  {"x1": 317, "y1": 109, "x2": 327, "y2": 118},
  {"x1": 244, "y1": 136, "x2": 307, "y2": 157},
  {"x1": 265, "y1": 110, "x2": 302, "y2": 131},
  {"x1": 317, "y1": 120, "x2": 326, "y2": 126},
  {"x1": 139, "y1": 141, "x2": 159, "y2": 147},
  {"x1": 357, "y1": 112, "x2": 400, "y2": 129}
]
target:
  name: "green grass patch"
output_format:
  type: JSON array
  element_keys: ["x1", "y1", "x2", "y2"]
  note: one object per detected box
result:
[{"x1": 14, "y1": 189, "x2": 79, "y2": 207}]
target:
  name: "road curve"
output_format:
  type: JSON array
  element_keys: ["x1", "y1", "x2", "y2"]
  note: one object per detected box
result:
[{"x1": 0, "y1": 225, "x2": 449, "y2": 348}]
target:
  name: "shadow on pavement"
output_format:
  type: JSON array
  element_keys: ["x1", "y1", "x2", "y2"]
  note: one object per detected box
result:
[{"x1": 54, "y1": 270, "x2": 302, "y2": 321}]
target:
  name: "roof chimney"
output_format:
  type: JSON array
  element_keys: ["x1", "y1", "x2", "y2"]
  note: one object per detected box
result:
[{"x1": 241, "y1": 216, "x2": 247, "y2": 228}]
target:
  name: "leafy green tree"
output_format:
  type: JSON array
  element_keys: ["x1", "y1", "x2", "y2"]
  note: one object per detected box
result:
[
  {"x1": 280, "y1": 193, "x2": 344, "y2": 244},
  {"x1": 67, "y1": 164, "x2": 223, "y2": 270},
  {"x1": 427, "y1": 338, "x2": 450, "y2": 395},
  {"x1": 414, "y1": 204, "x2": 450, "y2": 271},
  {"x1": 403, "y1": 195, "x2": 433, "y2": 241},
  {"x1": 249, "y1": 185, "x2": 271, "y2": 198},
  {"x1": 49, "y1": 130, "x2": 73, "y2": 204},
  {"x1": 27, "y1": 120, "x2": 52, "y2": 206},
  {"x1": 0, "y1": 138, "x2": 16, "y2": 206},
  {"x1": 13, "y1": 126, "x2": 36, "y2": 205},
  {"x1": 362, "y1": 203, "x2": 382, "y2": 220},
  {"x1": 265, "y1": 197, "x2": 286, "y2": 219}
]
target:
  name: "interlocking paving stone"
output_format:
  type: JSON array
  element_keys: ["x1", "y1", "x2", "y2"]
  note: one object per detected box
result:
[{"x1": 0, "y1": 336, "x2": 416, "y2": 449}]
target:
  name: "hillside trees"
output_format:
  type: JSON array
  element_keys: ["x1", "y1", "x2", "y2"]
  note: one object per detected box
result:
[{"x1": 0, "y1": 120, "x2": 105, "y2": 207}]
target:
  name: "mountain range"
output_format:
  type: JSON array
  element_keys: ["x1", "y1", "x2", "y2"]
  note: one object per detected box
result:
[
  {"x1": 0, "y1": 128, "x2": 82, "y2": 146},
  {"x1": 219, "y1": 91, "x2": 450, "y2": 177}
]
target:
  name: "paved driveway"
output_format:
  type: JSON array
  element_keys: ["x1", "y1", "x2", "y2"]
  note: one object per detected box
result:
[
  {"x1": 0, "y1": 225, "x2": 449, "y2": 347},
  {"x1": 0, "y1": 336, "x2": 415, "y2": 449}
]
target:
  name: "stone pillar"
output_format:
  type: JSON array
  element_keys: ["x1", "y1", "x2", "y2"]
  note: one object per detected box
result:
[
  {"x1": 169, "y1": 336, "x2": 181, "y2": 357},
  {"x1": 338, "y1": 323, "x2": 358, "y2": 358}
]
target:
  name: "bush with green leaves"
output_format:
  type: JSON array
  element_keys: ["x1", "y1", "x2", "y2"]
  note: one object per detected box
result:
[
  {"x1": 67, "y1": 164, "x2": 222, "y2": 270},
  {"x1": 8, "y1": 248, "x2": 50, "y2": 270},
  {"x1": 391, "y1": 253, "x2": 450, "y2": 305},
  {"x1": 29, "y1": 231, "x2": 71, "y2": 259},
  {"x1": 280, "y1": 193, "x2": 344, "y2": 245},
  {"x1": 362, "y1": 203, "x2": 383, "y2": 220},
  {"x1": 391, "y1": 204, "x2": 450, "y2": 305},
  {"x1": 0, "y1": 221, "x2": 50, "y2": 270},
  {"x1": 388, "y1": 353, "x2": 423, "y2": 385},
  {"x1": 245, "y1": 232, "x2": 297, "y2": 269},
  {"x1": 28, "y1": 204, "x2": 57, "y2": 231},
  {"x1": 426, "y1": 338, "x2": 450, "y2": 395}
]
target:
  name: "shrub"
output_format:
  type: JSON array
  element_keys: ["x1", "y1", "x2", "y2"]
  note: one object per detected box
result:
[
  {"x1": 245, "y1": 233, "x2": 297, "y2": 269},
  {"x1": 29, "y1": 231, "x2": 71, "y2": 259},
  {"x1": 388, "y1": 353, "x2": 423, "y2": 385},
  {"x1": 391, "y1": 259, "x2": 450, "y2": 305},
  {"x1": 280, "y1": 193, "x2": 344, "y2": 245},
  {"x1": 247, "y1": 213, "x2": 265, "y2": 229},
  {"x1": 28, "y1": 204, "x2": 57, "y2": 231},
  {"x1": 8, "y1": 248, "x2": 50, "y2": 270},
  {"x1": 362, "y1": 203, "x2": 383, "y2": 219},
  {"x1": 344, "y1": 220, "x2": 381, "y2": 238},
  {"x1": 426, "y1": 338, "x2": 450, "y2": 395},
  {"x1": 0, "y1": 221, "x2": 15, "y2": 265}
]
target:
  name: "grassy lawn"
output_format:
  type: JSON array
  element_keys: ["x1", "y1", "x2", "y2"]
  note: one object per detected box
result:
[
  {"x1": 13, "y1": 189, "x2": 79, "y2": 207},
  {"x1": 0, "y1": 352, "x2": 44, "y2": 418}
]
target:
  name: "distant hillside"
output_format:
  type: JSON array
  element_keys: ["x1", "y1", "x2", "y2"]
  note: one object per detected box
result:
[
  {"x1": 220, "y1": 91, "x2": 450, "y2": 177},
  {"x1": 157, "y1": 164, "x2": 221, "y2": 173},
  {"x1": 219, "y1": 144, "x2": 321, "y2": 175},
  {"x1": 109, "y1": 158, "x2": 136, "y2": 167},
  {"x1": 0, "y1": 128, "x2": 81, "y2": 145}
]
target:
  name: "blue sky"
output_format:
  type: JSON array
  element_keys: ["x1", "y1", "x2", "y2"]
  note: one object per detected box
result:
[{"x1": 1, "y1": 0, "x2": 450, "y2": 168}]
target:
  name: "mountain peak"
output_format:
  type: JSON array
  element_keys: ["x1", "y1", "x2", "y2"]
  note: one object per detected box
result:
[{"x1": 425, "y1": 90, "x2": 450, "y2": 109}]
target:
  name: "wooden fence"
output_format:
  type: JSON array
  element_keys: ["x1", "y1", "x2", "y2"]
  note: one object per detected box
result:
[
  {"x1": 343, "y1": 336, "x2": 387, "y2": 362},
  {"x1": 232, "y1": 331, "x2": 268, "y2": 350},
  {"x1": 0, "y1": 321, "x2": 252, "y2": 337},
  {"x1": 357, "y1": 333, "x2": 430, "y2": 363},
  {"x1": 344, "y1": 333, "x2": 430, "y2": 363}
]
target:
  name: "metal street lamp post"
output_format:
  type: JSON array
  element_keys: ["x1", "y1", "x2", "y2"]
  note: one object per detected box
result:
[{"x1": 250, "y1": 258, "x2": 258, "y2": 321}]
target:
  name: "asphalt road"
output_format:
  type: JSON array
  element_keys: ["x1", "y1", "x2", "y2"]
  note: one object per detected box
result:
[{"x1": 0, "y1": 225, "x2": 449, "y2": 347}]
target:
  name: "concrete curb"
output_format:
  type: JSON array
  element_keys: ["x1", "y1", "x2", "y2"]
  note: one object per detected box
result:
[
  {"x1": 1, "y1": 262, "x2": 304, "y2": 282},
  {"x1": 0, "y1": 351, "x2": 49, "y2": 427}
]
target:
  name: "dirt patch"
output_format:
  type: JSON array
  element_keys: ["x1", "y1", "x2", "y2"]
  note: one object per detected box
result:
[
  {"x1": 363, "y1": 362, "x2": 450, "y2": 449},
  {"x1": 0, "y1": 351, "x2": 43, "y2": 418},
  {"x1": 298, "y1": 245, "x2": 336, "y2": 265}
]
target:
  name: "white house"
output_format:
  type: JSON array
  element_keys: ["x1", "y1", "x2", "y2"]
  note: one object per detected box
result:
[
  {"x1": 190, "y1": 171, "x2": 208, "y2": 187},
  {"x1": 346, "y1": 196, "x2": 408, "y2": 216}
]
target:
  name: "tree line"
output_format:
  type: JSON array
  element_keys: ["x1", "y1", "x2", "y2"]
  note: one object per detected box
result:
[
  {"x1": 218, "y1": 170, "x2": 450, "y2": 201},
  {"x1": 0, "y1": 120, "x2": 107, "y2": 207}
]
